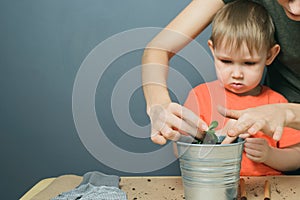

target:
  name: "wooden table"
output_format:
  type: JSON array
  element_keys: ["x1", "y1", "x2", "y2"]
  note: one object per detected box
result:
[{"x1": 21, "y1": 175, "x2": 300, "y2": 200}]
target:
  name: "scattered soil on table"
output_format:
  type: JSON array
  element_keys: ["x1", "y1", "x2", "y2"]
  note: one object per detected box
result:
[{"x1": 276, "y1": 187, "x2": 281, "y2": 194}]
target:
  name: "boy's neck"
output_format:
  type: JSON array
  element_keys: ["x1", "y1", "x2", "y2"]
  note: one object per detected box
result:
[{"x1": 228, "y1": 85, "x2": 262, "y2": 96}]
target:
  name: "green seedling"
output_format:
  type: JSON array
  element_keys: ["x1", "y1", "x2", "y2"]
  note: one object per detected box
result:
[{"x1": 195, "y1": 121, "x2": 219, "y2": 144}]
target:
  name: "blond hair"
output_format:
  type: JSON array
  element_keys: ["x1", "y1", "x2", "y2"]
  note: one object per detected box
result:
[{"x1": 210, "y1": 0, "x2": 276, "y2": 54}]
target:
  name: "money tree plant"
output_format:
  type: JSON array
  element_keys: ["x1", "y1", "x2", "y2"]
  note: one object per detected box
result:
[{"x1": 195, "y1": 121, "x2": 219, "y2": 144}]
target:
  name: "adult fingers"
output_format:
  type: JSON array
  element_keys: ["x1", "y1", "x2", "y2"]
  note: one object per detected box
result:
[
  {"x1": 169, "y1": 103, "x2": 208, "y2": 131},
  {"x1": 151, "y1": 119, "x2": 181, "y2": 142},
  {"x1": 247, "y1": 120, "x2": 284, "y2": 140},
  {"x1": 152, "y1": 106, "x2": 202, "y2": 140},
  {"x1": 164, "y1": 112, "x2": 203, "y2": 140},
  {"x1": 227, "y1": 119, "x2": 254, "y2": 137},
  {"x1": 245, "y1": 137, "x2": 265, "y2": 144},
  {"x1": 160, "y1": 125, "x2": 181, "y2": 141},
  {"x1": 246, "y1": 119, "x2": 268, "y2": 135},
  {"x1": 239, "y1": 133, "x2": 251, "y2": 138},
  {"x1": 149, "y1": 103, "x2": 208, "y2": 143},
  {"x1": 151, "y1": 129, "x2": 167, "y2": 145},
  {"x1": 273, "y1": 126, "x2": 284, "y2": 141},
  {"x1": 218, "y1": 106, "x2": 254, "y2": 137},
  {"x1": 221, "y1": 135, "x2": 237, "y2": 144},
  {"x1": 218, "y1": 106, "x2": 243, "y2": 120}
]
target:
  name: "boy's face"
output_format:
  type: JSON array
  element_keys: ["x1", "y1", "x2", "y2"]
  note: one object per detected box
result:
[
  {"x1": 277, "y1": 0, "x2": 300, "y2": 21},
  {"x1": 208, "y1": 40, "x2": 269, "y2": 96}
]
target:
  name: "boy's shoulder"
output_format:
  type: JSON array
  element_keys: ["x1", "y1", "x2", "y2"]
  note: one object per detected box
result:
[{"x1": 261, "y1": 85, "x2": 288, "y2": 103}]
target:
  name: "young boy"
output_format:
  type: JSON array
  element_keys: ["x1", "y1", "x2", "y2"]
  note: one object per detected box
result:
[{"x1": 184, "y1": 0, "x2": 300, "y2": 176}]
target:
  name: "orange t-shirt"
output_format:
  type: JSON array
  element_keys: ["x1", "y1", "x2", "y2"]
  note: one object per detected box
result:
[{"x1": 184, "y1": 80, "x2": 300, "y2": 176}]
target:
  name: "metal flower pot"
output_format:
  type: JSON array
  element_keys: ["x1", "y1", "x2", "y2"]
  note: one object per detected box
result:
[{"x1": 176, "y1": 136, "x2": 244, "y2": 200}]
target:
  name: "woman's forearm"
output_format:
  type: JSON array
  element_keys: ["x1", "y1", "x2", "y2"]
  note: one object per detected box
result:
[
  {"x1": 264, "y1": 144, "x2": 300, "y2": 171},
  {"x1": 142, "y1": 48, "x2": 172, "y2": 112},
  {"x1": 284, "y1": 103, "x2": 300, "y2": 129},
  {"x1": 142, "y1": 0, "x2": 224, "y2": 111}
]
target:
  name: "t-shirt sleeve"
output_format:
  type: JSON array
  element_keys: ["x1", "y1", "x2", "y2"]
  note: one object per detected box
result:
[
  {"x1": 266, "y1": 87, "x2": 288, "y2": 103},
  {"x1": 278, "y1": 128, "x2": 300, "y2": 148}
]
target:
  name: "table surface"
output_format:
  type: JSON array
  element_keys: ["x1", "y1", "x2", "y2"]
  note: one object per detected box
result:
[{"x1": 21, "y1": 175, "x2": 300, "y2": 200}]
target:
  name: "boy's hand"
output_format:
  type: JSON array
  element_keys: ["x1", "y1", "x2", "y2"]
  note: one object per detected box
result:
[{"x1": 244, "y1": 138, "x2": 271, "y2": 163}]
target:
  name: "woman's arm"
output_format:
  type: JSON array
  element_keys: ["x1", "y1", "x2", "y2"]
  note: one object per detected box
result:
[
  {"x1": 286, "y1": 103, "x2": 300, "y2": 129},
  {"x1": 143, "y1": 0, "x2": 224, "y2": 109},
  {"x1": 219, "y1": 103, "x2": 300, "y2": 141},
  {"x1": 142, "y1": 0, "x2": 225, "y2": 144}
]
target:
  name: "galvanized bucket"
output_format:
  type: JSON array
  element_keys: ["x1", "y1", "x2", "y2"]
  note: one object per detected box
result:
[{"x1": 176, "y1": 136, "x2": 244, "y2": 200}]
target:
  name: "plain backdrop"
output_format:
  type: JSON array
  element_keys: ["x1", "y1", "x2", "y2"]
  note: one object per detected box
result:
[{"x1": 0, "y1": 0, "x2": 213, "y2": 199}]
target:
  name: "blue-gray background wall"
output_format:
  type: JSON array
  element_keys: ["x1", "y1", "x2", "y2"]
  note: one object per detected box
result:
[{"x1": 0, "y1": 1, "x2": 213, "y2": 199}]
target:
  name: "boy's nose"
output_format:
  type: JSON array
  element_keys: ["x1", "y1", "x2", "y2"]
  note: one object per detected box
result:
[{"x1": 231, "y1": 66, "x2": 243, "y2": 79}]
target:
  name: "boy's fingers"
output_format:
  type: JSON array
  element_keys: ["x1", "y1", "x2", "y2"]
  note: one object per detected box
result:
[{"x1": 245, "y1": 152, "x2": 261, "y2": 162}]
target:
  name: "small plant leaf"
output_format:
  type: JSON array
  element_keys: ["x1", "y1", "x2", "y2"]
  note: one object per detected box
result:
[
  {"x1": 203, "y1": 132, "x2": 218, "y2": 144},
  {"x1": 194, "y1": 120, "x2": 219, "y2": 144},
  {"x1": 211, "y1": 131, "x2": 218, "y2": 143},
  {"x1": 208, "y1": 121, "x2": 218, "y2": 130},
  {"x1": 202, "y1": 121, "x2": 219, "y2": 144},
  {"x1": 206, "y1": 130, "x2": 215, "y2": 135}
]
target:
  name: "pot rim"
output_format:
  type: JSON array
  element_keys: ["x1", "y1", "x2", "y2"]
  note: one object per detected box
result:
[{"x1": 176, "y1": 136, "x2": 245, "y2": 147}]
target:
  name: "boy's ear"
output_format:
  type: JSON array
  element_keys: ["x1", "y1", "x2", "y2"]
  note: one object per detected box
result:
[
  {"x1": 208, "y1": 40, "x2": 215, "y2": 55},
  {"x1": 265, "y1": 44, "x2": 280, "y2": 65}
]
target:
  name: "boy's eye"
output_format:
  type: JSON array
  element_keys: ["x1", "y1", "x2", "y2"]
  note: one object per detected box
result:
[
  {"x1": 245, "y1": 62, "x2": 256, "y2": 65},
  {"x1": 220, "y1": 59, "x2": 232, "y2": 64}
]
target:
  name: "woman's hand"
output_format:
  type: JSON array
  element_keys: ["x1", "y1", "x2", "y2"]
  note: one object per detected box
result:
[
  {"x1": 244, "y1": 138, "x2": 271, "y2": 163},
  {"x1": 148, "y1": 103, "x2": 208, "y2": 145},
  {"x1": 218, "y1": 104, "x2": 295, "y2": 141},
  {"x1": 219, "y1": 119, "x2": 251, "y2": 144}
]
